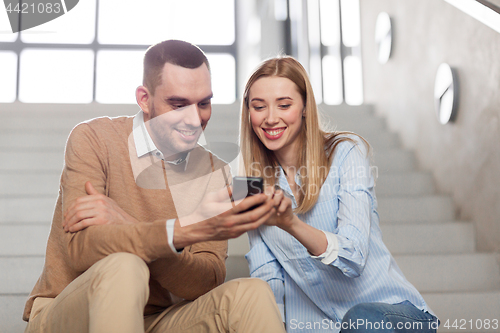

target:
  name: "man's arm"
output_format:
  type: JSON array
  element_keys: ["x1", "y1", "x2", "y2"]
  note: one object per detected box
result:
[
  {"x1": 59, "y1": 123, "x2": 176, "y2": 273},
  {"x1": 149, "y1": 193, "x2": 275, "y2": 300},
  {"x1": 61, "y1": 122, "x2": 276, "y2": 274}
]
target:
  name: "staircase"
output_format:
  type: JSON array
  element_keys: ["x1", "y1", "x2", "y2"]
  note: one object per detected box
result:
[
  {"x1": 0, "y1": 103, "x2": 499, "y2": 332},
  {"x1": 226, "y1": 104, "x2": 500, "y2": 333}
]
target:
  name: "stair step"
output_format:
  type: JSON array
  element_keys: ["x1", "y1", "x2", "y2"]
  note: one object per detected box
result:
[
  {"x1": 322, "y1": 104, "x2": 375, "y2": 119},
  {"x1": 376, "y1": 172, "x2": 435, "y2": 196},
  {"x1": 0, "y1": 197, "x2": 55, "y2": 223},
  {"x1": 0, "y1": 152, "x2": 64, "y2": 171},
  {"x1": 0, "y1": 132, "x2": 69, "y2": 150},
  {"x1": 0, "y1": 104, "x2": 135, "y2": 131},
  {"x1": 423, "y1": 291, "x2": 500, "y2": 333},
  {"x1": 0, "y1": 225, "x2": 49, "y2": 256},
  {"x1": 0, "y1": 257, "x2": 45, "y2": 294},
  {"x1": 326, "y1": 117, "x2": 387, "y2": 133},
  {"x1": 377, "y1": 195, "x2": 455, "y2": 223},
  {"x1": 373, "y1": 149, "x2": 416, "y2": 172},
  {"x1": 0, "y1": 117, "x2": 95, "y2": 131},
  {"x1": 0, "y1": 174, "x2": 60, "y2": 196},
  {"x1": 225, "y1": 256, "x2": 250, "y2": 282},
  {"x1": 381, "y1": 222, "x2": 475, "y2": 255},
  {"x1": 228, "y1": 233, "x2": 250, "y2": 257},
  {"x1": 363, "y1": 131, "x2": 399, "y2": 150},
  {"x1": 395, "y1": 253, "x2": 500, "y2": 293},
  {"x1": 0, "y1": 295, "x2": 28, "y2": 333}
]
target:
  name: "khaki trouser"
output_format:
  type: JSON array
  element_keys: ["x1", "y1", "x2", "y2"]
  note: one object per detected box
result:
[{"x1": 25, "y1": 253, "x2": 285, "y2": 333}]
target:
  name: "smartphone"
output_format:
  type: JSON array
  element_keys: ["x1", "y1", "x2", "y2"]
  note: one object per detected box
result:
[{"x1": 232, "y1": 176, "x2": 264, "y2": 202}]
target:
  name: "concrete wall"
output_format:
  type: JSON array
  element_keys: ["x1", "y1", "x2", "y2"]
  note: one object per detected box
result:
[{"x1": 359, "y1": 0, "x2": 500, "y2": 252}]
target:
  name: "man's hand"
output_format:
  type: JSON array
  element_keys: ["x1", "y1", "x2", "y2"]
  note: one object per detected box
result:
[
  {"x1": 63, "y1": 182, "x2": 139, "y2": 233},
  {"x1": 173, "y1": 187, "x2": 276, "y2": 249}
]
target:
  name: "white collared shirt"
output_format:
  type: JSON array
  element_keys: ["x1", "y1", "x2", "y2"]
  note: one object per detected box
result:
[
  {"x1": 132, "y1": 111, "x2": 183, "y2": 253},
  {"x1": 133, "y1": 111, "x2": 190, "y2": 169}
]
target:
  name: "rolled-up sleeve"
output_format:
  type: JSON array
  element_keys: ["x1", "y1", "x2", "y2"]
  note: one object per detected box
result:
[{"x1": 330, "y1": 140, "x2": 375, "y2": 278}]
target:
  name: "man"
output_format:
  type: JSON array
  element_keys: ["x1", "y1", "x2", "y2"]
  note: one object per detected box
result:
[{"x1": 23, "y1": 40, "x2": 285, "y2": 333}]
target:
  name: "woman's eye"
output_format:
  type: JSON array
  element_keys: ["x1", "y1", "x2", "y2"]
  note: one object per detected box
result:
[
  {"x1": 279, "y1": 104, "x2": 291, "y2": 109},
  {"x1": 253, "y1": 106, "x2": 265, "y2": 111}
]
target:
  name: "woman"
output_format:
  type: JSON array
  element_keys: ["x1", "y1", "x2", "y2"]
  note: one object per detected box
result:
[{"x1": 240, "y1": 56, "x2": 438, "y2": 332}]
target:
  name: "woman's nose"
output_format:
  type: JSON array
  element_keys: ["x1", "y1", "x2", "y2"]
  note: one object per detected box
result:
[{"x1": 265, "y1": 107, "x2": 279, "y2": 125}]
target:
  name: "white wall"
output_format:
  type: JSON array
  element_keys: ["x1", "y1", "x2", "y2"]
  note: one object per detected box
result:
[{"x1": 360, "y1": 0, "x2": 500, "y2": 252}]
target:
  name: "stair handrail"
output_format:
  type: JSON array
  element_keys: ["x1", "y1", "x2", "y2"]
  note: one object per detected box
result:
[{"x1": 444, "y1": 0, "x2": 500, "y2": 33}]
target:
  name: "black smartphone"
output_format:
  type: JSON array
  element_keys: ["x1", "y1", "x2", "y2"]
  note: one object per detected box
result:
[{"x1": 232, "y1": 176, "x2": 264, "y2": 202}]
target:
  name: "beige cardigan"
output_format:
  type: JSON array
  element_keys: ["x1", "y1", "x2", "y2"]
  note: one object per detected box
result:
[{"x1": 24, "y1": 116, "x2": 228, "y2": 321}]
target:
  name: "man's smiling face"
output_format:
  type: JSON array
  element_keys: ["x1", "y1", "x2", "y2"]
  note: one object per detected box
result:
[{"x1": 144, "y1": 62, "x2": 213, "y2": 160}]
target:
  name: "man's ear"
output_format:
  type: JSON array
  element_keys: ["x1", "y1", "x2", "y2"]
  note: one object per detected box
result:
[{"x1": 136, "y1": 86, "x2": 152, "y2": 116}]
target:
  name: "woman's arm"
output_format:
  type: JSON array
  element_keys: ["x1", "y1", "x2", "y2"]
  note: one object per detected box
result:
[
  {"x1": 329, "y1": 141, "x2": 374, "y2": 277},
  {"x1": 270, "y1": 139, "x2": 375, "y2": 277},
  {"x1": 278, "y1": 215, "x2": 328, "y2": 256},
  {"x1": 265, "y1": 190, "x2": 328, "y2": 256}
]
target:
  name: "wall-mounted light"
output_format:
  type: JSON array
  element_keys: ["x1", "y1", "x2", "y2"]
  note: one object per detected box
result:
[
  {"x1": 434, "y1": 63, "x2": 458, "y2": 124},
  {"x1": 375, "y1": 12, "x2": 392, "y2": 64}
]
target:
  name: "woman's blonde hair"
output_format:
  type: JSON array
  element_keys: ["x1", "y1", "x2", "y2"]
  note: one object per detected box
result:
[{"x1": 240, "y1": 56, "x2": 368, "y2": 213}]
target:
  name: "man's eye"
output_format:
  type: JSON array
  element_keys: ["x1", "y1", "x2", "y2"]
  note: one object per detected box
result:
[
  {"x1": 199, "y1": 102, "x2": 211, "y2": 108},
  {"x1": 173, "y1": 105, "x2": 186, "y2": 109}
]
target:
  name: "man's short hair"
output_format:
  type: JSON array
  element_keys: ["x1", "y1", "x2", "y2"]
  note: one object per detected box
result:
[{"x1": 143, "y1": 39, "x2": 210, "y2": 94}]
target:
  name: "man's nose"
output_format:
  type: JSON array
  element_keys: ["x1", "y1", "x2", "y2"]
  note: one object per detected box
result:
[{"x1": 182, "y1": 104, "x2": 202, "y2": 127}]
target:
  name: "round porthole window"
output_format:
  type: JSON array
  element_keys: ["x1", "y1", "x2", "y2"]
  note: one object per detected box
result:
[
  {"x1": 434, "y1": 63, "x2": 458, "y2": 124},
  {"x1": 375, "y1": 12, "x2": 392, "y2": 64}
]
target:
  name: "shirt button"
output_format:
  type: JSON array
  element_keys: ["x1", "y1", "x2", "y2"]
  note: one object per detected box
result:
[{"x1": 343, "y1": 268, "x2": 348, "y2": 273}]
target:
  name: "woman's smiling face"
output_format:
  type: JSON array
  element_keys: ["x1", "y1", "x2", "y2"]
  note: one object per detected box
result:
[{"x1": 248, "y1": 76, "x2": 305, "y2": 160}]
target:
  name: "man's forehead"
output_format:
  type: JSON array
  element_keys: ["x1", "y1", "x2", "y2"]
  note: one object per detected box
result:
[
  {"x1": 161, "y1": 62, "x2": 210, "y2": 82},
  {"x1": 157, "y1": 63, "x2": 212, "y2": 99}
]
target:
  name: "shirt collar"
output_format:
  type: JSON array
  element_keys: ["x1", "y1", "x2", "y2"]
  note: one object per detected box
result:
[{"x1": 132, "y1": 110, "x2": 190, "y2": 169}]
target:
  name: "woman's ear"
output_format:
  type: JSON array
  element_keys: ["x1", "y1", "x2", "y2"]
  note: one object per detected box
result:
[{"x1": 302, "y1": 108, "x2": 306, "y2": 117}]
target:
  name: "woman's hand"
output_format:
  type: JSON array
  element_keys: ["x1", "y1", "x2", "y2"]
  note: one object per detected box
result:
[
  {"x1": 264, "y1": 187, "x2": 328, "y2": 256},
  {"x1": 264, "y1": 188, "x2": 297, "y2": 231}
]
